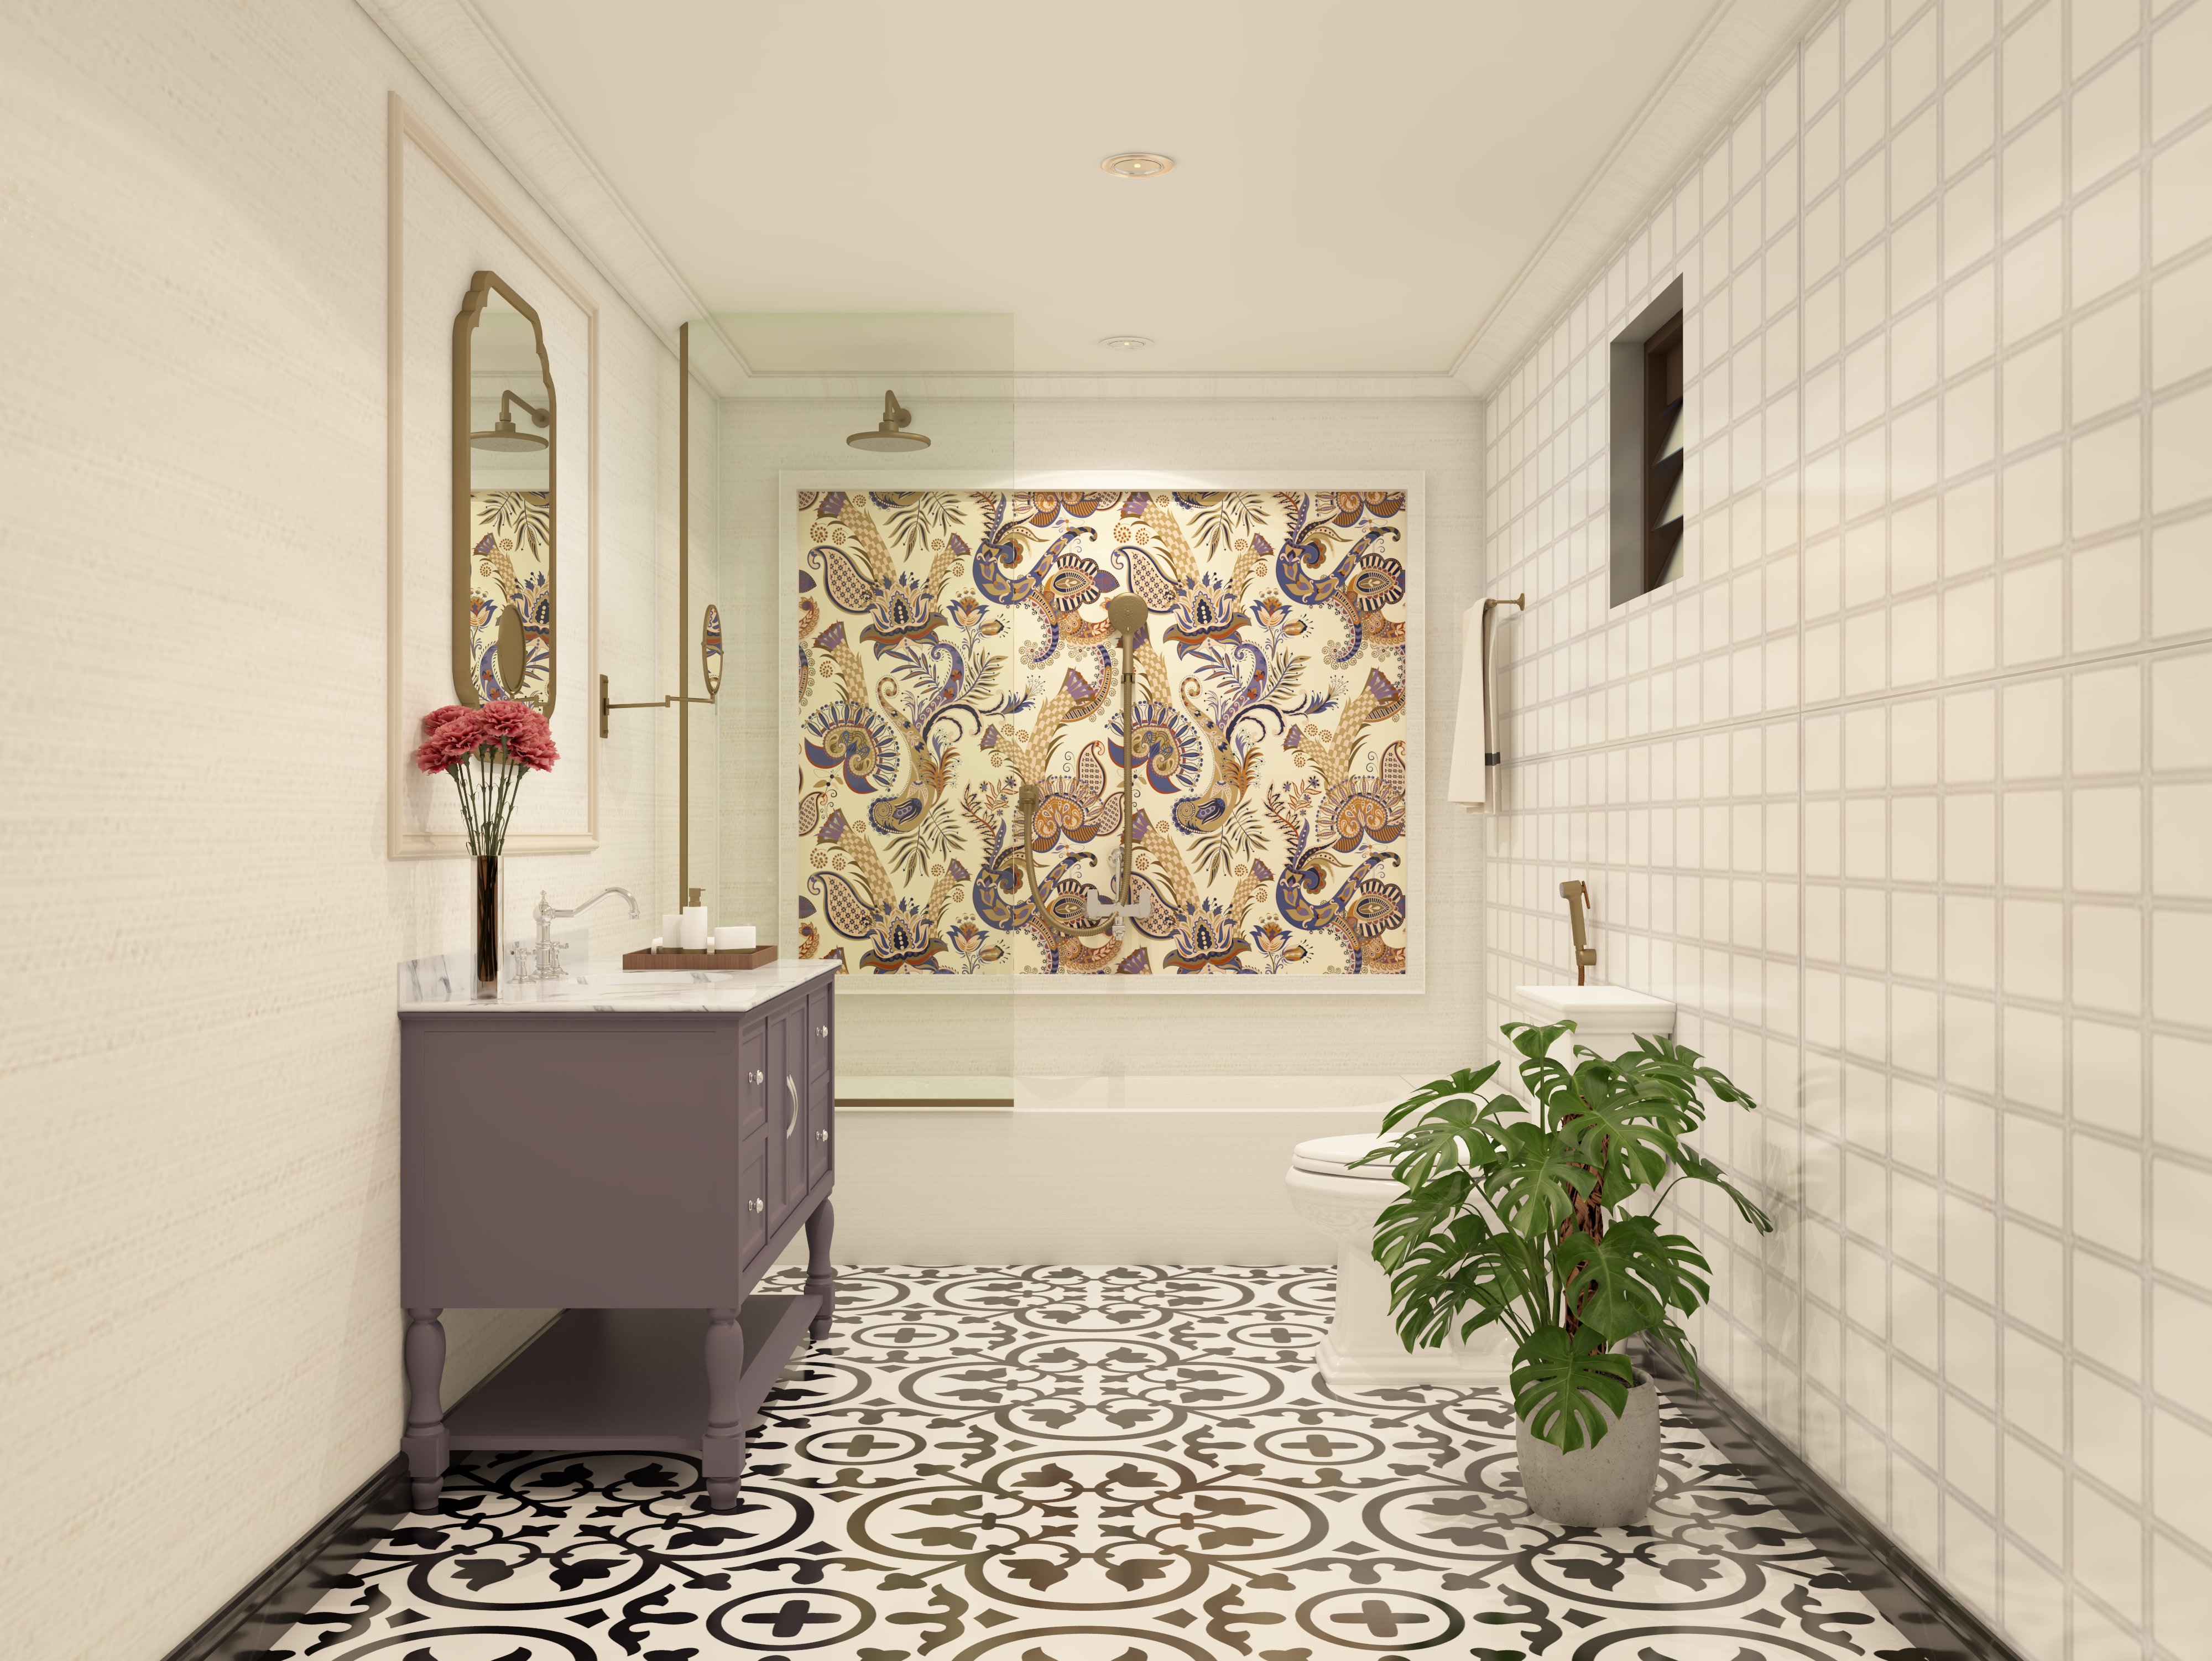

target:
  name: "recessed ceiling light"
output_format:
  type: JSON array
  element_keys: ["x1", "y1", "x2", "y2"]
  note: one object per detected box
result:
[
  {"x1": 1100, "y1": 152, "x2": 1174, "y2": 178},
  {"x1": 1100, "y1": 335, "x2": 1154, "y2": 351}
]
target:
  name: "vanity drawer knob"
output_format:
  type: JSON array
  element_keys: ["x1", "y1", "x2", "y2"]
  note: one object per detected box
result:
[
  {"x1": 815, "y1": 1128, "x2": 828, "y2": 1143},
  {"x1": 749, "y1": 1069, "x2": 764, "y2": 1086},
  {"x1": 816, "y1": 1024, "x2": 828, "y2": 1039},
  {"x1": 749, "y1": 1197, "x2": 763, "y2": 1214}
]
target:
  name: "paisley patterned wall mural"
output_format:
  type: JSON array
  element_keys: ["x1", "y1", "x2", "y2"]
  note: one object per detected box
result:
[{"x1": 793, "y1": 488, "x2": 1415, "y2": 977}]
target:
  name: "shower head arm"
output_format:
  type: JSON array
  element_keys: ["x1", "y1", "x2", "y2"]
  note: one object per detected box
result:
[{"x1": 498, "y1": 388, "x2": 550, "y2": 429}]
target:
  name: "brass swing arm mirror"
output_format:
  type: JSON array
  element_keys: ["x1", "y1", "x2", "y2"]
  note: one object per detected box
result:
[
  {"x1": 598, "y1": 606, "x2": 722, "y2": 737},
  {"x1": 454, "y1": 270, "x2": 557, "y2": 711}
]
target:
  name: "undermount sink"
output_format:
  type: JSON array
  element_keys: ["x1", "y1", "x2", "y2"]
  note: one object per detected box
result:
[{"x1": 567, "y1": 970, "x2": 716, "y2": 986}]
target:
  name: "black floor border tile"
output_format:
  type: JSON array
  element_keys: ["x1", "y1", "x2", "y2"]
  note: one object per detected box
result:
[
  {"x1": 161, "y1": 1456, "x2": 412, "y2": 1661},
  {"x1": 1641, "y1": 1344, "x2": 2025, "y2": 1661}
]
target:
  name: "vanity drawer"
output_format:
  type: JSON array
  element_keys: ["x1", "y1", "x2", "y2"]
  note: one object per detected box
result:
[
  {"x1": 805, "y1": 1079, "x2": 833, "y2": 1189},
  {"x1": 737, "y1": 1143, "x2": 768, "y2": 1263},
  {"x1": 806, "y1": 984, "x2": 832, "y2": 1079},
  {"x1": 737, "y1": 1019, "x2": 768, "y2": 1139}
]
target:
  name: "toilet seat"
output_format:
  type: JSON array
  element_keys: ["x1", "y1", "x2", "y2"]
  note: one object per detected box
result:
[{"x1": 1291, "y1": 1132, "x2": 1397, "y2": 1180}]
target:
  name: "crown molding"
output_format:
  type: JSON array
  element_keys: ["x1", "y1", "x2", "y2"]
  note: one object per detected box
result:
[
  {"x1": 361, "y1": 0, "x2": 1821, "y2": 404},
  {"x1": 723, "y1": 371, "x2": 1479, "y2": 403},
  {"x1": 356, "y1": 0, "x2": 755, "y2": 390},
  {"x1": 1448, "y1": 0, "x2": 1832, "y2": 400}
]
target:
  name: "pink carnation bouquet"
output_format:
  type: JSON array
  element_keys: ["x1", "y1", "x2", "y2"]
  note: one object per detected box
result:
[{"x1": 414, "y1": 701, "x2": 559, "y2": 854}]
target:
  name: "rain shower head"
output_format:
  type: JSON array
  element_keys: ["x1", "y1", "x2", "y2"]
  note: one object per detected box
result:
[{"x1": 847, "y1": 390, "x2": 930, "y2": 453}]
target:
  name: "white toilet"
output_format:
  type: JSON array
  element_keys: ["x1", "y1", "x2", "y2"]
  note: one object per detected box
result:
[
  {"x1": 1283, "y1": 983, "x2": 1677, "y2": 1390},
  {"x1": 1285, "y1": 1132, "x2": 1512, "y2": 1387}
]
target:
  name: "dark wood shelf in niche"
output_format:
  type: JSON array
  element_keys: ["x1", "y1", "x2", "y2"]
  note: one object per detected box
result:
[{"x1": 445, "y1": 1301, "x2": 818, "y2": 1453}]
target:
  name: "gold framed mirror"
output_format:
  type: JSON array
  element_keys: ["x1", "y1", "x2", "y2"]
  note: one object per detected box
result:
[{"x1": 454, "y1": 270, "x2": 557, "y2": 711}]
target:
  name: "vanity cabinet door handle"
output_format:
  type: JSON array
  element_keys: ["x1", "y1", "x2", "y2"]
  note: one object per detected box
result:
[
  {"x1": 748, "y1": 1196, "x2": 763, "y2": 1214},
  {"x1": 815, "y1": 1128, "x2": 828, "y2": 1143},
  {"x1": 816, "y1": 1024, "x2": 828, "y2": 1039},
  {"x1": 748, "y1": 1069, "x2": 763, "y2": 1086},
  {"x1": 786, "y1": 1075, "x2": 798, "y2": 1137}
]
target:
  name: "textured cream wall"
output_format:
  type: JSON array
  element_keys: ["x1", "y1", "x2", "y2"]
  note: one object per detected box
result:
[
  {"x1": 1484, "y1": 2, "x2": 2212, "y2": 1657},
  {"x1": 0, "y1": 2, "x2": 680, "y2": 1655},
  {"x1": 716, "y1": 398, "x2": 1489, "y2": 1080}
]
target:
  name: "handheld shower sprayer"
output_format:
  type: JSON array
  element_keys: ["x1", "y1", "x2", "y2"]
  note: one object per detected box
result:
[
  {"x1": 1561, "y1": 879, "x2": 1597, "y2": 985},
  {"x1": 1018, "y1": 596, "x2": 1150, "y2": 939}
]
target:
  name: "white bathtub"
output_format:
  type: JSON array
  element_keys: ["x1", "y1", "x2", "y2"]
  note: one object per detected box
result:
[{"x1": 806, "y1": 1072, "x2": 1422, "y2": 1265}]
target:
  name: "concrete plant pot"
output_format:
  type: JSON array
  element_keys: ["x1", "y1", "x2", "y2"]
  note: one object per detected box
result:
[{"x1": 1515, "y1": 1373, "x2": 1662, "y2": 1526}]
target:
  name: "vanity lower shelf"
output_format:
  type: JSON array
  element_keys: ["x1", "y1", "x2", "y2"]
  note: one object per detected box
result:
[{"x1": 446, "y1": 1299, "x2": 820, "y2": 1452}]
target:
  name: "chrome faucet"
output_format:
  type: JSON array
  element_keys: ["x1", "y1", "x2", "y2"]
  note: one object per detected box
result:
[{"x1": 517, "y1": 886, "x2": 640, "y2": 982}]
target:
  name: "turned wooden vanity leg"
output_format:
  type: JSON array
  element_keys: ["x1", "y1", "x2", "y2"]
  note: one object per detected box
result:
[
  {"x1": 805, "y1": 1199, "x2": 837, "y2": 1341},
  {"x1": 401, "y1": 1308, "x2": 448, "y2": 1513},
  {"x1": 701, "y1": 1305, "x2": 746, "y2": 1512}
]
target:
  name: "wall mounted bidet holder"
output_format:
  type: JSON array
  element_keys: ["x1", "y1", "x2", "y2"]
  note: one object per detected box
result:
[
  {"x1": 514, "y1": 886, "x2": 640, "y2": 982},
  {"x1": 1560, "y1": 879, "x2": 1597, "y2": 985}
]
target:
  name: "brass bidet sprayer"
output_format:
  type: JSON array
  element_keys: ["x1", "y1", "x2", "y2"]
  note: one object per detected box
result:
[
  {"x1": 1561, "y1": 879, "x2": 1597, "y2": 985},
  {"x1": 1018, "y1": 595, "x2": 1149, "y2": 938}
]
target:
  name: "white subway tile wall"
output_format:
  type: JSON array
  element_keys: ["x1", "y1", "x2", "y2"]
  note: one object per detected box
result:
[{"x1": 1481, "y1": 3, "x2": 2212, "y2": 1658}]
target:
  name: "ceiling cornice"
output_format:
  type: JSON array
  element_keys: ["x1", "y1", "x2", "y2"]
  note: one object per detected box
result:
[
  {"x1": 1448, "y1": 0, "x2": 1832, "y2": 399},
  {"x1": 362, "y1": 0, "x2": 1825, "y2": 403},
  {"x1": 356, "y1": 0, "x2": 757, "y2": 390},
  {"x1": 721, "y1": 372, "x2": 1481, "y2": 403}
]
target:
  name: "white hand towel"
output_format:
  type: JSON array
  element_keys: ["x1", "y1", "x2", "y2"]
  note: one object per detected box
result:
[{"x1": 1447, "y1": 601, "x2": 1500, "y2": 809}]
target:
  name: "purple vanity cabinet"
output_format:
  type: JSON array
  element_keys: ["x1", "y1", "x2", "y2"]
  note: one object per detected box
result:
[{"x1": 398, "y1": 970, "x2": 835, "y2": 1514}]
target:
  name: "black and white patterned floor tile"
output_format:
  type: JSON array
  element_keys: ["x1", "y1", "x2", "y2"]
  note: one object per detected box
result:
[{"x1": 268, "y1": 1266, "x2": 1911, "y2": 1661}]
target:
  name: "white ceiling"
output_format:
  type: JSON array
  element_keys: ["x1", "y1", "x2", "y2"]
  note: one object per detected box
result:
[{"x1": 472, "y1": 0, "x2": 1731, "y2": 378}]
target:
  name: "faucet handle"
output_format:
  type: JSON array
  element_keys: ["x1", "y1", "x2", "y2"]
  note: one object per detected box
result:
[{"x1": 545, "y1": 939, "x2": 571, "y2": 981}]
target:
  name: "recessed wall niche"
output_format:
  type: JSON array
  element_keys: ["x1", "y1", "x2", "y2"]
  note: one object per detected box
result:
[{"x1": 1608, "y1": 276, "x2": 1684, "y2": 607}]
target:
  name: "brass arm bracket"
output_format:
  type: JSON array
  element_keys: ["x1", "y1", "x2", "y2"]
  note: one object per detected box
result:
[{"x1": 599, "y1": 674, "x2": 715, "y2": 740}]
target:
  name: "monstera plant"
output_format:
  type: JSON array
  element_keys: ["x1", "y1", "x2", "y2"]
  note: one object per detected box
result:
[{"x1": 1355, "y1": 1020, "x2": 1771, "y2": 1456}]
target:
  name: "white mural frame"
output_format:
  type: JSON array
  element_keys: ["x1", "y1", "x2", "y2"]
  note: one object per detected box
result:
[
  {"x1": 779, "y1": 470, "x2": 1426, "y2": 995},
  {"x1": 385, "y1": 92, "x2": 599, "y2": 858}
]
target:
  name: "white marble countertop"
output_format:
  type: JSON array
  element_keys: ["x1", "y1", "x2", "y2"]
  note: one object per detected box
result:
[{"x1": 399, "y1": 956, "x2": 837, "y2": 1014}]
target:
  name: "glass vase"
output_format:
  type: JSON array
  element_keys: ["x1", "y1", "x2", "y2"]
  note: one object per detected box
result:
[{"x1": 473, "y1": 853, "x2": 503, "y2": 1000}]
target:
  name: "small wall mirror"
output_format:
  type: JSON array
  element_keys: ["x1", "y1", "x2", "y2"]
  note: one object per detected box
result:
[
  {"x1": 701, "y1": 602, "x2": 723, "y2": 700},
  {"x1": 455, "y1": 271, "x2": 557, "y2": 711}
]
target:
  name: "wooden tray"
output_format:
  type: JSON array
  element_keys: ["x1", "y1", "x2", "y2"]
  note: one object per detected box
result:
[{"x1": 622, "y1": 944, "x2": 778, "y2": 971}]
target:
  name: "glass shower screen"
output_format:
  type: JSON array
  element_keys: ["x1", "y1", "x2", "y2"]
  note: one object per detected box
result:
[{"x1": 702, "y1": 313, "x2": 1016, "y2": 1102}]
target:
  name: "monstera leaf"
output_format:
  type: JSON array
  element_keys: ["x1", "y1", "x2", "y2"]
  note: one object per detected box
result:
[
  {"x1": 1548, "y1": 1076, "x2": 1695, "y2": 1196},
  {"x1": 1511, "y1": 1330, "x2": 1635, "y2": 1452},
  {"x1": 1378, "y1": 1213, "x2": 1542, "y2": 1352},
  {"x1": 1670, "y1": 1142, "x2": 1775, "y2": 1232},
  {"x1": 1375, "y1": 1063, "x2": 1500, "y2": 1134},
  {"x1": 1481, "y1": 1121, "x2": 1595, "y2": 1238},
  {"x1": 1552, "y1": 1215, "x2": 1709, "y2": 1344},
  {"x1": 1360, "y1": 1096, "x2": 1506, "y2": 1192}
]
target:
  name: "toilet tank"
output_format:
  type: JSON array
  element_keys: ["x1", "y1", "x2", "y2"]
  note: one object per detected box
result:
[{"x1": 1514, "y1": 984, "x2": 1676, "y2": 1063}]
